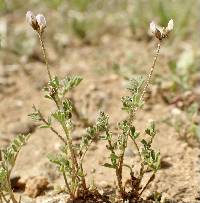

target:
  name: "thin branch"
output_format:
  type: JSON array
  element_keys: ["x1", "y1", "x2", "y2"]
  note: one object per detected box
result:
[
  {"x1": 37, "y1": 109, "x2": 68, "y2": 145},
  {"x1": 129, "y1": 42, "x2": 162, "y2": 162},
  {"x1": 63, "y1": 172, "x2": 74, "y2": 199},
  {"x1": 38, "y1": 32, "x2": 52, "y2": 81},
  {"x1": 140, "y1": 42, "x2": 161, "y2": 103},
  {"x1": 139, "y1": 172, "x2": 155, "y2": 197}
]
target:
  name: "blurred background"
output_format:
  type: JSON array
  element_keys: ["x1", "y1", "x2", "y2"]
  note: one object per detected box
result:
[{"x1": 0, "y1": 0, "x2": 199, "y2": 55}]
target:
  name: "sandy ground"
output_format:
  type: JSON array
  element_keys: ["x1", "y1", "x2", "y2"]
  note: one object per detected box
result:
[{"x1": 0, "y1": 33, "x2": 200, "y2": 202}]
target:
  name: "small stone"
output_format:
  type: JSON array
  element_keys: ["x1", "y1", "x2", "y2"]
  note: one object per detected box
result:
[
  {"x1": 25, "y1": 176, "x2": 49, "y2": 198},
  {"x1": 15, "y1": 100, "x2": 24, "y2": 108},
  {"x1": 91, "y1": 168, "x2": 96, "y2": 173}
]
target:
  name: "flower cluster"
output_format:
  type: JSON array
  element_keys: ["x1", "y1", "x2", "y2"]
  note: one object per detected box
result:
[
  {"x1": 26, "y1": 11, "x2": 46, "y2": 33},
  {"x1": 150, "y1": 19, "x2": 174, "y2": 40}
]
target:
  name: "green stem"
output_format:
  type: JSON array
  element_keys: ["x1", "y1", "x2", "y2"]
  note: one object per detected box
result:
[
  {"x1": 105, "y1": 131, "x2": 125, "y2": 197},
  {"x1": 129, "y1": 42, "x2": 162, "y2": 163},
  {"x1": 61, "y1": 123, "x2": 88, "y2": 194},
  {"x1": 63, "y1": 172, "x2": 74, "y2": 199},
  {"x1": 62, "y1": 123, "x2": 78, "y2": 170},
  {"x1": 37, "y1": 109, "x2": 68, "y2": 145}
]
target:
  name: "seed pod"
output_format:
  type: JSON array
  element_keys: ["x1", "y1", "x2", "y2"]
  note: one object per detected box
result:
[
  {"x1": 26, "y1": 11, "x2": 39, "y2": 31},
  {"x1": 36, "y1": 14, "x2": 47, "y2": 32}
]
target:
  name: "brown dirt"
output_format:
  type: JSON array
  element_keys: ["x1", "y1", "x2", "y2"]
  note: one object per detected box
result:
[{"x1": 0, "y1": 32, "x2": 200, "y2": 203}]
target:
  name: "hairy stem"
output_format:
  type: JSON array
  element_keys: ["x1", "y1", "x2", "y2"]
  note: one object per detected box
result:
[
  {"x1": 129, "y1": 42, "x2": 162, "y2": 162},
  {"x1": 61, "y1": 123, "x2": 87, "y2": 194},
  {"x1": 140, "y1": 42, "x2": 161, "y2": 103},
  {"x1": 63, "y1": 172, "x2": 74, "y2": 199},
  {"x1": 128, "y1": 112, "x2": 142, "y2": 162},
  {"x1": 117, "y1": 152, "x2": 125, "y2": 197},
  {"x1": 36, "y1": 25, "x2": 88, "y2": 198},
  {"x1": 62, "y1": 124, "x2": 78, "y2": 169},
  {"x1": 38, "y1": 32, "x2": 52, "y2": 81},
  {"x1": 105, "y1": 131, "x2": 124, "y2": 197},
  {"x1": 139, "y1": 172, "x2": 155, "y2": 197}
]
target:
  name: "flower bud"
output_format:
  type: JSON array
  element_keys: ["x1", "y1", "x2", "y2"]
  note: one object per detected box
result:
[
  {"x1": 26, "y1": 11, "x2": 38, "y2": 30},
  {"x1": 166, "y1": 19, "x2": 174, "y2": 32},
  {"x1": 36, "y1": 14, "x2": 46, "y2": 32},
  {"x1": 150, "y1": 19, "x2": 174, "y2": 40},
  {"x1": 150, "y1": 21, "x2": 162, "y2": 40},
  {"x1": 150, "y1": 21, "x2": 157, "y2": 34}
]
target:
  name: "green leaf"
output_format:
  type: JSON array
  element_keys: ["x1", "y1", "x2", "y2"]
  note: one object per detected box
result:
[
  {"x1": 141, "y1": 139, "x2": 148, "y2": 147},
  {"x1": 52, "y1": 110, "x2": 66, "y2": 123},
  {"x1": 130, "y1": 126, "x2": 140, "y2": 140},
  {"x1": 62, "y1": 76, "x2": 83, "y2": 94},
  {"x1": 39, "y1": 124, "x2": 50, "y2": 129},
  {"x1": 96, "y1": 111, "x2": 109, "y2": 132},
  {"x1": 103, "y1": 163, "x2": 115, "y2": 169},
  {"x1": 44, "y1": 94, "x2": 53, "y2": 100},
  {"x1": 145, "y1": 121, "x2": 156, "y2": 137},
  {"x1": 110, "y1": 153, "x2": 118, "y2": 166}
]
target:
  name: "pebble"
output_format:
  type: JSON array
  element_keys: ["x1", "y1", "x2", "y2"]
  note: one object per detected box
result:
[
  {"x1": 15, "y1": 100, "x2": 24, "y2": 108},
  {"x1": 91, "y1": 168, "x2": 96, "y2": 173},
  {"x1": 25, "y1": 176, "x2": 49, "y2": 198}
]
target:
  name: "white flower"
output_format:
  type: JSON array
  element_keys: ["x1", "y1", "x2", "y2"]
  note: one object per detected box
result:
[
  {"x1": 36, "y1": 14, "x2": 46, "y2": 31},
  {"x1": 166, "y1": 19, "x2": 174, "y2": 32},
  {"x1": 26, "y1": 11, "x2": 36, "y2": 27},
  {"x1": 149, "y1": 19, "x2": 174, "y2": 40},
  {"x1": 150, "y1": 21, "x2": 157, "y2": 34},
  {"x1": 150, "y1": 21, "x2": 162, "y2": 40}
]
